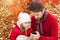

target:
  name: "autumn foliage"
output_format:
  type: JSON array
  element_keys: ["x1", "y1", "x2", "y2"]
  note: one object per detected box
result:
[{"x1": 9, "y1": 0, "x2": 59, "y2": 22}]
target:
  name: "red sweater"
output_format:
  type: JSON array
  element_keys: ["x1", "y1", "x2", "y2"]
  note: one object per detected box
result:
[
  {"x1": 10, "y1": 24, "x2": 32, "y2": 40},
  {"x1": 31, "y1": 13, "x2": 58, "y2": 40}
]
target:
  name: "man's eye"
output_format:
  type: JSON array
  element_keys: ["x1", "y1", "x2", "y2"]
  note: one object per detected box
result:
[{"x1": 36, "y1": 14, "x2": 39, "y2": 16}]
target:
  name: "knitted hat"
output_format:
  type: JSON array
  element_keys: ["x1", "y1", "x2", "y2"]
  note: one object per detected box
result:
[{"x1": 17, "y1": 12, "x2": 31, "y2": 27}]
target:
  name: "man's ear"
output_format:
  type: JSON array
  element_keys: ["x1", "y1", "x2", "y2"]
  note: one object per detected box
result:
[
  {"x1": 42, "y1": 8, "x2": 45, "y2": 14},
  {"x1": 30, "y1": 11, "x2": 34, "y2": 16}
]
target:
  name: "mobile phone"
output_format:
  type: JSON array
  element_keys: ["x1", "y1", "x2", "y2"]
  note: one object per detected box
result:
[{"x1": 32, "y1": 31, "x2": 36, "y2": 34}]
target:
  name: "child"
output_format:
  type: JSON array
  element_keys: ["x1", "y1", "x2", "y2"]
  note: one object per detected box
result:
[{"x1": 10, "y1": 12, "x2": 32, "y2": 40}]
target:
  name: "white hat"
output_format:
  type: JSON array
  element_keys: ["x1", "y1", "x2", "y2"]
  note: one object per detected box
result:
[
  {"x1": 17, "y1": 12, "x2": 31, "y2": 27},
  {"x1": 16, "y1": 35, "x2": 31, "y2": 40}
]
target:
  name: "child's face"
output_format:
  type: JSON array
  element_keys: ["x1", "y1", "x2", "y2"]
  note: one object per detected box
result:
[{"x1": 22, "y1": 22, "x2": 31, "y2": 30}]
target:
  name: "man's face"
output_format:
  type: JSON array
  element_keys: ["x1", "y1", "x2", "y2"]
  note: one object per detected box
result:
[{"x1": 31, "y1": 11, "x2": 44, "y2": 20}]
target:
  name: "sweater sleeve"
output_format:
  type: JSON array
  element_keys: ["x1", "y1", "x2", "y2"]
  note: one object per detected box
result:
[
  {"x1": 10, "y1": 28, "x2": 21, "y2": 40},
  {"x1": 10, "y1": 29, "x2": 17, "y2": 40},
  {"x1": 39, "y1": 16, "x2": 58, "y2": 40}
]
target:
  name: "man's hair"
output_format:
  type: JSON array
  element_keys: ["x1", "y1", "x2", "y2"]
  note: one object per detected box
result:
[{"x1": 28, "y1": 2, "x2": 44, "y2": 12}]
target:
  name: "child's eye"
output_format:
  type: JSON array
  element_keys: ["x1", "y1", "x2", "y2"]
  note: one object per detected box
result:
[{"x1": 28, "y1": 22, "x2": 31, "y2": 23}]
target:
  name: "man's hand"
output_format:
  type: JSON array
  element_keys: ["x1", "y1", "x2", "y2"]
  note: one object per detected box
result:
[{"x1": 30, "y1": 31, "x2": 40, "y2": 40}]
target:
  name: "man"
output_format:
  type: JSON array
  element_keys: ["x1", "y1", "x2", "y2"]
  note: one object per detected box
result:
[{"x1": 28, "y1": 2, "x2": 58, "y2": 40}]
